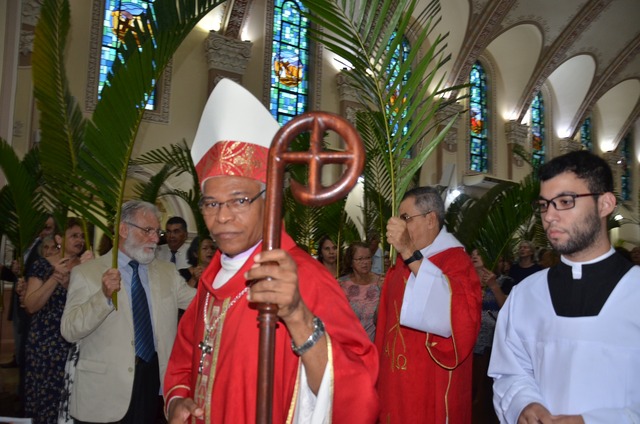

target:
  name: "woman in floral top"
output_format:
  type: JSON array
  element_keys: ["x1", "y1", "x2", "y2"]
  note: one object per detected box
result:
[
  {"x1": 338, "y1": 242, "x2": 383, "y2": 341},
  {"x1": 22, "y1": 218, "x2": 93, "y2": 424}
]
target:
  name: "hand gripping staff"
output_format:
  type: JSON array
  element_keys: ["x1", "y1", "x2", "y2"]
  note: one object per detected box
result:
[{"x1": 256, "y1": 111, "x2": 365, "y2": 424}]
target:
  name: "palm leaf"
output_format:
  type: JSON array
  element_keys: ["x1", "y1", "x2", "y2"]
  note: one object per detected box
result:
[
  {"x1": 302, "y1": 0, "x2": 462, "y2": 258},
  {"x1": 132, "y1": 163, "x2": 175, "y2": 203},
  {"x1": 0, "y1": 139, "x2": 47, "y2": 271},
  {"x1": 473, "y1": 174, "x2": 540, "y2": 270},
  {"x1": 33, "y1": 0, "x2": 227, "y2": 307},
  {"x1": 131, "y1": 140, "x2": 208, "y2": 238},
  {"x1": 32, "y1": 0, "x2": 93, "y2": 247}
]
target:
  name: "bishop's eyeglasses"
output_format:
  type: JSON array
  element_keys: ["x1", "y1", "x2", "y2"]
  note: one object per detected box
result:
[
  {"x1": 532, "y1": 193, "x2": 602, "y2": 214},
  {"x1": 199, "y1": 189, "x2": 266, "y2": 216}
]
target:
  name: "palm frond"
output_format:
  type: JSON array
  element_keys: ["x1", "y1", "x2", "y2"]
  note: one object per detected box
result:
[
  {"x1": 132, "y1": 163, "x2": 175, "y2": 203},
  {"x1": 33, "y1": 0, "x2": 86, "y2": 206},
  {"x1": 35, "y1": 0, "x2": 226, "y2": 238},
  {"x1": 474, "y1": 174, "x2": 540, "y2": 270},
  {"x1": 132, "y1": 140, "x2": 208, "y2": 238},
  {"x1": 33, "y1": 0, "x2": 226, "y2": 306},
  {"x1": 0, "y1": 139, "x2": 47, "y2": 270},
  {"x1": 303, "y1": 0, "x2": 462, "y2": 260}
]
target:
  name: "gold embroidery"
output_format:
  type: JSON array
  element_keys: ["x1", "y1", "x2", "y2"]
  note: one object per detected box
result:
[
  {"x1": 385, "y1": 295, "x2": 408, "y2": 372},
  {"x1": 193, "y1": 297, "x2": 230, "y2": 422},
  {"x1": 395, "y1": 354, "x2": 407, "y2": 370}
]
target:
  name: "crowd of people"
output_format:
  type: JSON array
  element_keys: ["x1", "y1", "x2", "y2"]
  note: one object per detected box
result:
[{"x1": 1, "y1": 79, "x2": 639, "y2": 423}]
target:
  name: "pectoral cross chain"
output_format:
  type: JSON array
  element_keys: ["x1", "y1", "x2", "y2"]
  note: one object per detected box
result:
[{"x1": 198, "y1": 339, "x2": 213, "y2": 374}]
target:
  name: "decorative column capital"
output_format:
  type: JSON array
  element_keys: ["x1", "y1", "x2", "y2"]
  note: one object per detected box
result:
[
  {"x1": 336, "y1": 71, "x2": 359, "y2": 103},
  {"x1": 435, "y1": 102, "x2": 464, "y2": 153},
  {"x1": 603, "y1": 151, "x2": 624, "y2": 169},
  {"x1": 558, "y1": 137, "x2": 583, "y2": 154},
  {"x1": 505, "y1": 120, "x2": 530, "y2": 167},
  {"x1": 205, "y1": 31, "x2": 253, "y2": 75}
]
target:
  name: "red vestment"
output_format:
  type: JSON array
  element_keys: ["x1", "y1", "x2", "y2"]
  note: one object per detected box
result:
[
  {"x1": 375, "y1": 248, "x2": 481, "y2": 423},
  {"x1": 164, "y1": 231, "x2": 379, "y2": 423}
]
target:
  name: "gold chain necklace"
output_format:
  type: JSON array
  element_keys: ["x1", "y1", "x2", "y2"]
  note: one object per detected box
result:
[
  {"x1": 197, "y1": 287, "x2": 249, "y2": 375},
  {"x1": 203, "y1": 287, "x2": 249, "y2": 333}
]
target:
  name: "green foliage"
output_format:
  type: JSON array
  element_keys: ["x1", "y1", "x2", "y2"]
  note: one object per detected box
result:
[
  {"x1": 131, "y1": 140, "x2": 209, "y2": 239},
  {"x1": 31, "y1": 0, "x2": 226, "y2": 306},
  {"x1": 0, "y1": 140, "x2": 47, "y2": 270},
  {"x1": 132, "y1": 163, "x2": 175, "y2": 203},
  {"x1": 446, "y1": 174, "x2": 543, "y2": 270},
  {"x1": 301, "y1": 0, "x2": 462, "y2": 257}
]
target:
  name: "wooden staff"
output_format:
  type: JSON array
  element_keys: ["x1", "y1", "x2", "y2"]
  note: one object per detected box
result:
[{"x1": 257, "y1": 111, "x2": 365, "y2": 424}]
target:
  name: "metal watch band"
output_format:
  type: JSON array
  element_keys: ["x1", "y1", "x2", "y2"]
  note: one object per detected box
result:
[{"x1": 291, "y1": 316, "x2": 325, "y2": 356}]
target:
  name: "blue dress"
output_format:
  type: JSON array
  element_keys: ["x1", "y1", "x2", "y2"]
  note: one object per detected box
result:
[{"x1": 24, "y1": 256, "x2": 72, "y2": 424}]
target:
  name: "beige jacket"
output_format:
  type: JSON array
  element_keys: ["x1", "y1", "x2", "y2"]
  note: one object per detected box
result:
[{"x1": 61, "y1": 250, "x2": 195, "y2": 422}]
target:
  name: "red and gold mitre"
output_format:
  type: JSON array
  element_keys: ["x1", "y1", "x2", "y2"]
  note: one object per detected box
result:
[{"x1": 191, "y1": 79, "x2": 280, "y2": 187}]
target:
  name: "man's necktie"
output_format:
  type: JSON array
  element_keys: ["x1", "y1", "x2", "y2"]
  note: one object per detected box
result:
[
  {"x1": 170, "y1": 251, "x2": 177, "y2": 264},
  {"x1": 129, "y1": 260, "x2": 155, "y2": 362}
]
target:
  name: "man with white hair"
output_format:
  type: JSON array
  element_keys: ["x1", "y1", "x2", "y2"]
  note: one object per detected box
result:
[{"x1": 61, "y1": 200, "x2": 196, "y2": 423}]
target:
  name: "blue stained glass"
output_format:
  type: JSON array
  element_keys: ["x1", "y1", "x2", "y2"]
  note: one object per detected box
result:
[
  {"x1": 621, "y1": 133, "x2": 631, "y2": 201},
  {"x1": 469, "y1": 61, "x2": 488, "y2": 172},
  {"x1": 531, "y1": 92, "x2": 545, "y2": 168},
  {"x1": 100, "y1": 0, "x2": 155, "y2": 110},
  {"x1": 385, "y1": 32, "x2": 411, "y2": 155},
  {"x1": 271, "y1": 0, "x2": 309, "y2": 125},
  {"x1": 580, "y1": 117, "x2": 592, "y2": 151}
]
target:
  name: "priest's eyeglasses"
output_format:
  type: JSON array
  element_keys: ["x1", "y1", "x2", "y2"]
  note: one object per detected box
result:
[
  {"x1": 199, "y1": 189, "x2": 266, "y2": 216},
  {"x1": 532, "y1": 193, "x2": 602, "y2": 214},
  {"x1": 125, "y1": 222, "x2": 165, "y2": 238},
  {"x1": 400, "y1": 210, "x2": 432, "y2": 222}
]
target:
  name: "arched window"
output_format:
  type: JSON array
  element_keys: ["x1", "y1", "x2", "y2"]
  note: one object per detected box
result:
[
  {"x1": 621, "y1": 133, "x2": 632, "y2": 202},
  {"x1": 530, "y1": 92, "x2": 545, "y2": 168},
  {"x1": 99, "y1": 0, "x2": 155, "y2": 110},
  {"x1": 580, "y1": 117, "x2": 592, "y2": 151},
  {"x1": 270, "y1": 0, "x2": 309, "y2": 125},
  {"x1": 469, "y1": 61, "x2": 488, "y2": 173}
]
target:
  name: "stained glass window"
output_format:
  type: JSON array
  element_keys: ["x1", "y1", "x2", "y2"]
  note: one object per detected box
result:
[
  {"x1": 270, "y1": 0, "x2": 309, "y2": 125},
  {"x1": 580, "y1": 116, "x2": 592, "y2": 151},
  {"x1": 621, "y1": 133, "x2": 631, "y2": 201},
  {"x1": 530, "y1": 92, "x2": 545, "y2": 168},
  {"x1": 100, "y1": 0, "x2": 155, "y2": 110},
  {"x1": 386, "y1": 32, "x2": 411, "y2": 157},
  {"x1": 469, "y1": 62, "x2": 488, "y2": 173}
]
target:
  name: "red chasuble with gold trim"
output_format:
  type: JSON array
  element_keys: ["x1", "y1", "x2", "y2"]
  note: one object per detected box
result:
[
  {"x1": 164, "y1": 230, "x2": 379, "y2": 423},
  {"x1": 375, "y1": 248, "x2": 481, "y2": 423}
]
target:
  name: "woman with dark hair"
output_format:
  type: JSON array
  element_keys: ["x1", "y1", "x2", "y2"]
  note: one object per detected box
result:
[
  {"x1": 179, "y1": 235, "x2": 216, "y2": 288},
  {"x1": 316, "y1": 235, "x2": 339, "y2": 278},
  {"x1": 338, "y1": 241, "x2": 383, "y2": 341},
  {"x1": 23, "y1": 217, "x2": 94, "y2": 424}
]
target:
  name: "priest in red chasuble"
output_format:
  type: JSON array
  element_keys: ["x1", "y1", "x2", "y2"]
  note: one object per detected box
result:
[
  {"x1": 375, "y1": 186, "x2": 482, "y2": 423},
  {"x1": 164, "y1": 79, "x2": 379, "y2": 423}
]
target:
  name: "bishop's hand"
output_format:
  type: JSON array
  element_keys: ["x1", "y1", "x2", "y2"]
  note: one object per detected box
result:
[
  {"x1": 245, "y1": 249, "x2": 304, "y2": 322},
  {"x1": 167, "y1": 398, "x2": 204, "y2": 423}
]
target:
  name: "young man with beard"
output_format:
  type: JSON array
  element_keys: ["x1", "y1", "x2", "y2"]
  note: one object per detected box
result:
[
  {"x1": 61, "y1": 201, "x2": 196, "y2": 423},
  {"x1": 489, "y1": 151, "x2": 640, "y2": 423}
]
